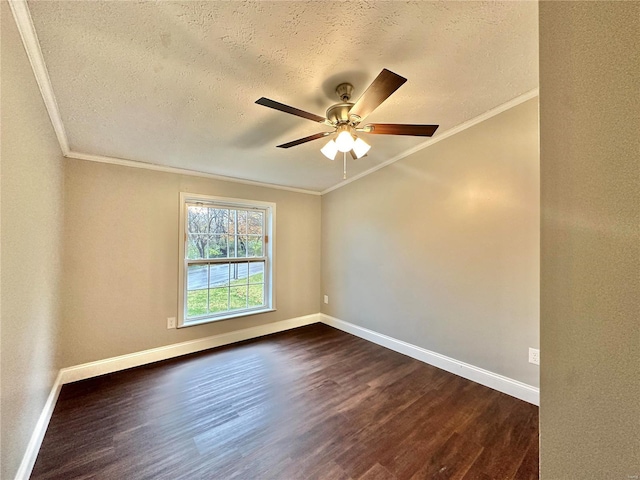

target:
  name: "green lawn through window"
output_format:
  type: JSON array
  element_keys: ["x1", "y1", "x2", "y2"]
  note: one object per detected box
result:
[{"x1": 187, "y1": 272, "x2": 265, "y2": 317}]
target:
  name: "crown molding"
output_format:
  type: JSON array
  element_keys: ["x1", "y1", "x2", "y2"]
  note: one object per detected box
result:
[
  {"x1": 8, "y1": 0, "x2": 321, "y2": 195},
  {"x1": 10, "y1": 0, "x2": 537, "y2": 197},
  {"x1": 59, "y1": 91, "x2": 538, "y2": 198},
  {"x1": 8, "y1": 0, "x2": 70, "y2": 154},
  {"x1": 321, "y1": 88, "x2": 539, "y2": 195},
  {"x1": 65, "y1": 151, "x2": 322, "y2": 195}
]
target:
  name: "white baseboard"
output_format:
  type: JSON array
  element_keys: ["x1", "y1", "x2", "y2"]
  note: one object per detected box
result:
[
  {"x1": 15, "y1": 314, "x2": 319, "y2": 480},
  {"x1": 17, "y1": 311, "x2": 537, "y2": 480},
  {"x1": 320, "y1": 314, "x2": 540, "y2": 406},
  {"x1": 14, "y1": 371, "x2": 63, "y2": 480},
  {"x1": 59, "y1": 313, "x2": 320, "y2": 385}
]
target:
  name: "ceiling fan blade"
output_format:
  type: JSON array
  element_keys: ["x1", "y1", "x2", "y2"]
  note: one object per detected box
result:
[
  {"x1": 365, "y1": 123, "x2": 439, "y2": 137},
  {"x1": 256, "y1": 97, "x2": 326, "y2": 123},
  {"x1": 348, "y1": 69, "x2": 407, "y2": 122},
  {"x1": 276, "y1": 132, "x2": 332, "y2": 148}
]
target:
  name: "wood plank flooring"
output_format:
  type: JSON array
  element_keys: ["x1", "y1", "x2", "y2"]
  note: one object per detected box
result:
[{"x1": 31, "y1": 324, "x2": 539, "y2": 479}]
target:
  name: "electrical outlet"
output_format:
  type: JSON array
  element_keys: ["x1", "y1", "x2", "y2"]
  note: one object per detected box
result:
[
  {"x1": 529, "y1": 347, "x2": 540, "y2": 365},
  {"x1": 323, "y1": 295, "x2": 329, "y2": 304},
  {"x1": 167, "y1": 317, "x2": 176, "y2": 329}
]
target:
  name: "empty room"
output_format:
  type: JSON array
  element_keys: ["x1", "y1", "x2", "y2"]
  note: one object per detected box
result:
[{"x1": 1, "y1": 1, "x2": 637, "y2": 479}]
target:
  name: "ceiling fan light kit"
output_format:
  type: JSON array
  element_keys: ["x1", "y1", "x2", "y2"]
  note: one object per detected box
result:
[
  {"x1": 320, "y1": 139, "x2": 339, "y2": 160},
  {"x1": 335, "y1": 125, "x2": 356, "y2": 152},
  {"x1": 352, "y1": 137, "x2": 371, "y2": 158},
  {"x1": 256, "y1": 68, "x2": 439, "y2": 178}
]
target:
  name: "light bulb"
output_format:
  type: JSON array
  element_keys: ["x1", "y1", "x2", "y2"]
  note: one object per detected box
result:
[
  {"x1": 320, "y1": 139, "x2": 338, "y2": 160},
  {"x1": 352, "y1": 137, "x2": 371, "y2": 158},
  {"x1": 335, "y1": 130, "x2": 355, "y2": 153}
]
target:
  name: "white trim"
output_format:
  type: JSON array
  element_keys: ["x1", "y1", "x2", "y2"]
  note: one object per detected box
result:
[
  {"x1": 15, "y1": 312, "x2": 538, "y2": 479},
  {"x1": 8, "y1": 0, "x2": 70, "y2": 154},
  {"x1": 59, "y1": 313, "x2": 319, "y2": 384},
  {"x1": 320, "y1": 314, "x2": 540, "y2": 405},
  {"x1": 178, "y1": 192, "x2": 278, "y2": 210},
  {"x1": 65, "y1": 151, "x2": 322, "y2": 196},
  {"x1": 180, "y1": 307, "x2": 276, "y2": 328},
  {"x1": 15, "y1": 314, "x2": 318, "y2": 479},
  {"x1": 63, "y1": 92, "x2": 538, "y2": 197},
  {"x1": 10, "y1": 0, "x2": 538, "y2": 197},
  {"x1": 8, "y1": 0, "x2": 321, "y2": 196},
  {"x1": 14, "y1": 371, "x2": 63, "y2": 480},
  {"x1": 321, "y1": 89, "x2": 540, "y2": 195}
]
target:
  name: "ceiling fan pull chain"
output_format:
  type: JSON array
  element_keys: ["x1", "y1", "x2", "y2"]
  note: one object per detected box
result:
[{"x1": 343, "y1": 152, "x2": 347, "y2": 180}]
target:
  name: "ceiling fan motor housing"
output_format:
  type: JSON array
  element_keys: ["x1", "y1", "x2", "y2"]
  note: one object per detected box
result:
[{"x1": 326, "y1": 102, "x2": 355, "y2": 126}]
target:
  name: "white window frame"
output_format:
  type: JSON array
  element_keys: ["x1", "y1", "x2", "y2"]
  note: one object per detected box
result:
[{"x1": 178, "y1": 192, "x2": 276, "y2": 328}]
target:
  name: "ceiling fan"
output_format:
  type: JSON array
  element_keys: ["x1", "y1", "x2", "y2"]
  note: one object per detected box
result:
[{"x1": 255, "y1": 68, "x2": 439, "y2": 176}]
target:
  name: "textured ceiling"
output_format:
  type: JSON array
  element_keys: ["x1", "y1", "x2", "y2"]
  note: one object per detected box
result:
[{"x1": 28, "y1": 1, "x2": 538, "y2": 192}]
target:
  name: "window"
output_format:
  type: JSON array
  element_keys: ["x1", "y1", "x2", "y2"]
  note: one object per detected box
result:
[{"x1": 178, "y1": 193, "x2": 275, "y2": 327}]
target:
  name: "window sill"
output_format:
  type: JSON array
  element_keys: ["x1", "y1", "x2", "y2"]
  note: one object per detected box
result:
[{"x1": 179, "y1": 308, "x2": 276, "y2": 328}]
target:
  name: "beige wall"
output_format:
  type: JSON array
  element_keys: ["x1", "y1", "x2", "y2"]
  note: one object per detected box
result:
[
  {"x1": 0, "y1": 3, "x2": 65, "y2": 478},
  {"x1": 539, "y1": 2, "x2": 640, "y2": 478},
  {"x1": 61, "y1": 160, "x2": 320, "y2": 367},
  {"x1": 321, "y1": 98, "x2": 540, "y2": 387}
]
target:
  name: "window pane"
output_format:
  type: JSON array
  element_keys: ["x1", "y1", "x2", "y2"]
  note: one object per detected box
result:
[
  {"x1": 248, "y1": 262, "x2": 264, "y2": 283},
  {"x1": 248, "y1": 211, "x2": 263, "y2": 235},
  {"x1": 209, "y1": 264, "x2": 230, "y2": 287},
  {"x1": 230, "y1": 262, "x2": 249, "y2": 284},
  {"x1": 187, "y1": 264, "x2": 208, "y2": 291},
  {"x1": 188, "y1": 206, "x2": 208, "y2": 233},
  {"x1": 207, "y1": 235, "x2": 227, "y2": 259},
  {"x1": 230, "y1": 285, "x2": 248, "y2": 310},
  {"x1": 208, "y1": 287, "x2": 229, "y2": 313},
  {"x1": 247, "y1": 235, "x2": 263, "y2": 257},
  {"x1": 227, "y1": 236, "x2": 235, "y2": 258},
  {"x1": 187, "y1": 234, "x2": 207, "y2": 260},
  {"x1": 248, "y1": 284, "x2": 264, "y2": 307},
  {"x1": 237, "y1": 236, "x2": 248, "y2": 257},
  {"x1": 237, "y1": 210, "x2": 247, "y2": 234},
  {"x1": 187, "y1": 289, "x2": 208, "y2": 317},
  {"x1": 209, "y1": 208, "x2": 229, "y2": 234}
]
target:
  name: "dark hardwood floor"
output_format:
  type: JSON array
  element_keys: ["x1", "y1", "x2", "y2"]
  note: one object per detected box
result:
[{"x1": 31, "y1": 324, "x2": 539, "y2": 479}]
